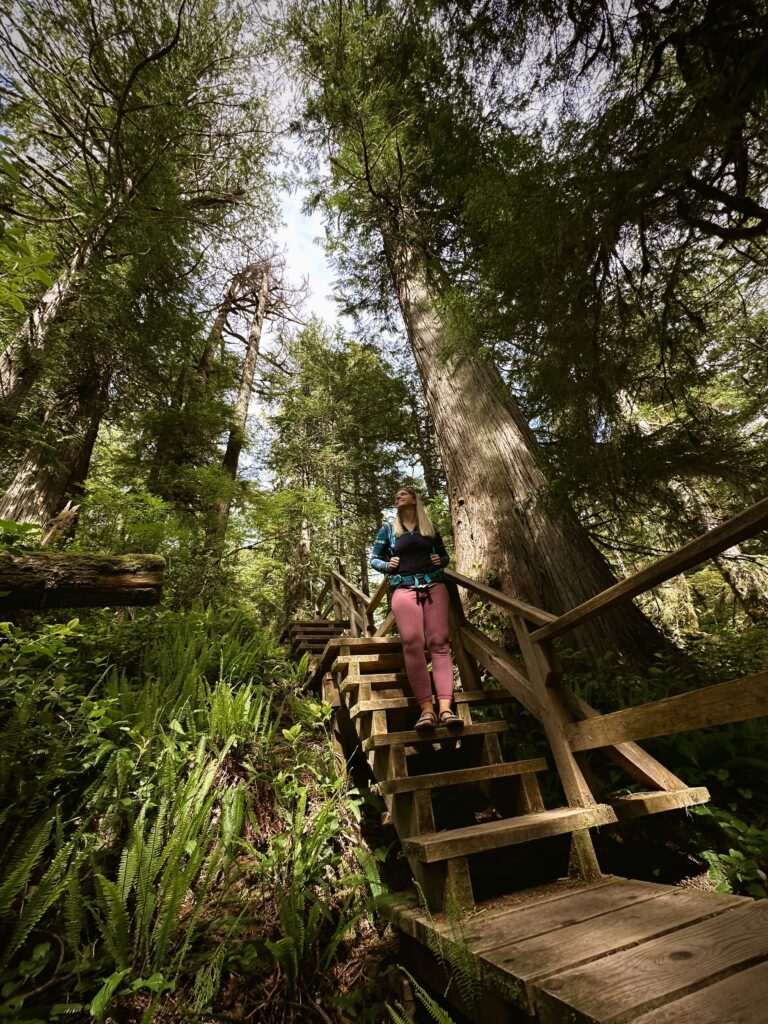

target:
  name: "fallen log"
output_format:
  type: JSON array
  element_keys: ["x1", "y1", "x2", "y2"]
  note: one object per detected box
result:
[{"x1": 0, "y1": 551, "x2": 166, "y2": 610}]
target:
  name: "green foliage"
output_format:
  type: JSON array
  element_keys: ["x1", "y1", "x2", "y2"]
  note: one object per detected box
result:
[
  {"x1": 0, "y1": 606, "x2": 383, "y2": 1022},
  {"x1": 0, "y1": 518, "x2": 42, "y2": 553},
  {"x1": 387, "y1": 968, "x2": 457, "y2": 1024}
]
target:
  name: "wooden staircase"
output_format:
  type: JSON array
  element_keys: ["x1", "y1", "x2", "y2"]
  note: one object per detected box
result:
[
  {"x1": 312, "y1": 634, "x2": 619, "y2": 909},
  {"x1": 287, "y1": 617, "x2": 347, "y2": 661}
]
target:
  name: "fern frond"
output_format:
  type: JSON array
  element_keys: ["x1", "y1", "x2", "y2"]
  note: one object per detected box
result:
[{"x1": 0, "y1": 817, "x2": 54, "y2": 917}]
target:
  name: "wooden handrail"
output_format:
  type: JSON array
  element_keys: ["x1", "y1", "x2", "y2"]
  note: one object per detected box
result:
[
  {"x1": 444, "y1": 569, "x2": 555, "y2": 626},
  {"x1": 368, "y1": 578, "x2": 389, "y2": 615},
  {"x1": 565, "y1": 670, "x2": 768, "y2": 750},
  {"x1": 531, "y1": 495, "x2": 768, "y2": 643},
  {"x1": 331, "y1": 570, "x2": 370, "y2": 607}
]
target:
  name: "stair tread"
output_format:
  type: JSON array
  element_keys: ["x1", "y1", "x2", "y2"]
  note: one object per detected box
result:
[
  {"x1": 362, "y1": 720, "x2": 508, "y2": 751},
  {"x1": 403, "y1": 804, "x2": 618, "y2": 862},
  {"x1": 608, "y1": 787, "x2": 710, "y2": 820},
  {"x1": 380, "y1": 757, "x2": 548, "y2": 794},
  {"x1": 350, "y1": 689, "x2": 519, "y2": 717},
  {"x1": 332, "y1": 653, "x2": 404, "y2": 673},
  {"x1": 341, "y1": 673, "x2": 409, "y2": 693}
]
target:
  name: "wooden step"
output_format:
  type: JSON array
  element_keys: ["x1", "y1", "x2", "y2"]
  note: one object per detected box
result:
[
  {"x1": 362, "y1": 720, "x2": 508, "y2": 751},
  {"x1": 290, "y1": 619, "x2": 347, "y2": 629},
  {"x1": 291, "y1": 630, "x2": 343, "y2": 641},
  {"x1": 608, "y1": 787, "x2": 710, "y2": 821},
  {"x1": 332, "y1": 653, "x2": 404, "y2": 674},
  {"x1": 341, "y1": 672, "x2": 409, "y2": 693},
  {"x1": 380, "y1": 757, "x2": 548, "y2": 795},
  {"x1": 403, "y1": 805, "x2": 618, "y2": 863},
  {"x1": 350, "y1": 688, "x2": 519, "y2": 717}
]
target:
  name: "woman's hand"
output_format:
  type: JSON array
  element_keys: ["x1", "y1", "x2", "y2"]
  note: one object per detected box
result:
[
  {"x1": 388, "y1": 556, "x2": 400, "y2": 571},
  {"x1": 430, "y1": 554, "x2": 442, "y2": 566}
]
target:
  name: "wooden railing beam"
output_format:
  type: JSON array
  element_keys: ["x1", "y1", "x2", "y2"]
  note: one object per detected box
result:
[
  {"x1": 368, "y1": 578, "x2": 389, "y2": 616},
  {"x1": 531, "y1": 496, "x2": 768, "y2": 643},
  {"x1": 444, "y1": 569, "x2": 555, "y2": 626},
  {"x1": 565, "y1": 670, "x2": 768, "y2": 751},
  {"x1": 331, "y1": 570, "x2": 370, "y2": 608}
]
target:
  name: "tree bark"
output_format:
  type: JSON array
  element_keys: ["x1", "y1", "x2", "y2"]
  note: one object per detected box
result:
[
  {"x1": 406, "y1": 389, "x2": 443, "y2": 498},
  {"x1": 0, "y1": 362, "x2": 111, "y2": 533},
  {"x1": 0, "y1": 227, "x2": 105, "y2": 421},
  {"x1": 0, "y1": 551, "x2": 165, "y2": 609},
  {"x1": 195, "y1": 271, "x2": 245, "y2": 385},
  {"x1": 380, "y1": 220, "x2": 669, "y2": 662},
  {"x1": 206, "y1": 270, "x2": 269, "y2": 550}
]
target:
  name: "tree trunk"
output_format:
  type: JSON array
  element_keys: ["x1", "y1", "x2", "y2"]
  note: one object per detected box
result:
[
  {"x1": 0, "y1": 227, "x2": 105, "y2": 421},
  {"x1": 0, "y1": 551, "x2": 164, "y2": 609},
  {"x1": 0, "y1": 362, "x2": 111, "y2": 533},
  {"x1": 380, "y1": 220, "x2": 668, "y2": 662},
  {"x1": 359, "y1": 542, "x2": 370, "y2": 595},
  {"x1": 406, "y1": 389, "x2": 443, "y2": 498},
  {"x1": 207, "y1": 270, "x2": 269, "y2": 550},
  {"x1": 195, "y1": 272, "x2": 243, "y2": 384}
]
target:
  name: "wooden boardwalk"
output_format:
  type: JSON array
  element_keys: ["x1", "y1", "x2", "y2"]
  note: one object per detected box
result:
[
  {"x1": 384, "y1": 876, "x2": 768, "y2": 1023},
  {"x1": 285, "y1": 516, "x2": 768, "y2": 1023}
]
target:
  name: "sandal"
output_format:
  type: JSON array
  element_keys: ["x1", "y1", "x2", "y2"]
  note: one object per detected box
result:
[
  {"x1": 439, "y1": 709, "x2": 464, "y2": 730},
  {"x1": 414, "y1": 710, "x2": 437, "y2": 732}
]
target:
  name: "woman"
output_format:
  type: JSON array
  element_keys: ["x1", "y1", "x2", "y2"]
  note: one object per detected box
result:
[{"x1": 370, "y1": 487, "x2": 463, "y2": 732}]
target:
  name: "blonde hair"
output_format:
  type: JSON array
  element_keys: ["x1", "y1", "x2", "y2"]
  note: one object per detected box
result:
[{"x1": 393, "y1": 487, "x2": 436, "y2": 539}]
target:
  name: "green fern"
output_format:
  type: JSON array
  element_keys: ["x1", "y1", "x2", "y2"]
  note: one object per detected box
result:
[
  {"x1": 387, "y1": 968, "x2": 458, "y2": 1024},
  {"x1": 0, "y1": 818, "x2": 54, "y2": 918}
]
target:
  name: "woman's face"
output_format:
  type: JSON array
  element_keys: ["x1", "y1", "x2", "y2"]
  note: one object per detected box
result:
[{"x1": 394, "y1": 488, "x2": 416, "y2": 512}]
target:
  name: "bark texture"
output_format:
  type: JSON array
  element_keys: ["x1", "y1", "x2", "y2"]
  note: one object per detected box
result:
[
  {"x1": 380, "y1": 222, "x2": 669, "y2": 662},
  {"x1": 0, "y1": 228, "x2": 104, "y2": 421},
  {"x1": 0, "y1": 363, "x2": 111, "y2": 532},
  {"x1": 207, "y1": 270, "x2": 269, "y2": 551},
  {"x1": 0, "y1": 552, "x2": 165, "y2": 609}
]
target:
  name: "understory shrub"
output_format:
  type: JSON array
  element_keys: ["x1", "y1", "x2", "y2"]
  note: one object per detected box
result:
[{"x1": 0, "y1": 607, "x2": 386, "y2": 1023}]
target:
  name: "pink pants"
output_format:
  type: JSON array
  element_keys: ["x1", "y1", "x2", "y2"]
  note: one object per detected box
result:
[{"x1": 391, "y1": 583, "x2": 454, "y2": 704}]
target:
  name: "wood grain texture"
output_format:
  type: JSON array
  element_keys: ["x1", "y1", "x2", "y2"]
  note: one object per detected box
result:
[
  {"x1": 557, "y1": 685, "x2": 688, "y2": 792},
  {"x1": 362, "y1": 720, "x2": 508, "y2": 751},
  {"x1": 403, "y1": 805, "x2": 617, "y2": 862},
  {"x1": 487, "y1": 888, "x2": 746, "y2": 1007},
  {"x1": 379, "y1": 757, "x2": 548, "y2": 794},
  {"x1": 350, "y1": 688, "x2": 519, "y2": 717},
  {"x1": 444, "y1": 568, "x2": 555, "y2": 625},
  {"x1": 459, "y1": 622, "x2": 540, "y2": 716},
  {"x1": 609, "y1": 788, "x2": 710, "y2": 820},
  {"x1": 566, "y1": 671, "x2": 768, "y2": 751},
  {"x1": 0, "y1": 551, "x2": 165, "y2": 609},
  {"x1": 535, "y1": 899, "x2": 768, "y2": 1024},
  {"x1": 631, "y1": 960, "x2": 768, "y2": 1024}
]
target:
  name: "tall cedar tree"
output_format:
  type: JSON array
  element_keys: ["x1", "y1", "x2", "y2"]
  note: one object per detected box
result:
[{"x1": 288, "y1": 0, "x2": 670, "y2": 661}]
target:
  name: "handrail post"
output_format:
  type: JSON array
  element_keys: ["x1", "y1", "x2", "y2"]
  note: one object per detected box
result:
[{"x1": 445, "y1": 577, "x2": 484, "y2": 694}]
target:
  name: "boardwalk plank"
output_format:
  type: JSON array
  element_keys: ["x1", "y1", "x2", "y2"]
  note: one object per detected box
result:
[
  {"x1": 485, "y1": 888, "x2": 746, "y2": 1011},
  {"x1": 631, "y1": 960, "x2": 768, "y2": 1024},
  {"x1": 534, "y1": 899, "x2": 768, "y2": 1024},
  {"x1": 462, "y1": 879, "x2": 670, "y2": 953}
]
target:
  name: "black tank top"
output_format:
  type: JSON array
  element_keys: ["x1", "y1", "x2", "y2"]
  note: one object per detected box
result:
[{"x1": 392, "y1": 529, "x2": 435, "y2": 577}]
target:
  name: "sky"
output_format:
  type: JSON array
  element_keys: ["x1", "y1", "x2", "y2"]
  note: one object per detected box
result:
[{"x1": 272, "y1": 184, "x2": 345, "y2": 331}]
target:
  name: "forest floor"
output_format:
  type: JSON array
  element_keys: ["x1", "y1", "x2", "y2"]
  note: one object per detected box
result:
[{"x1": 1, "y1": 607, "x2": 765, "y2": 1023}]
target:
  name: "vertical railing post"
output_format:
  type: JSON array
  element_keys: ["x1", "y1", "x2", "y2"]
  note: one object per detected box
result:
[
  {"x1": 509, "y1": 612, "x2": 602, "y2": 879},
  {"x1": 445, "y1": 578, "x2": 484, "y2": 694}
]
